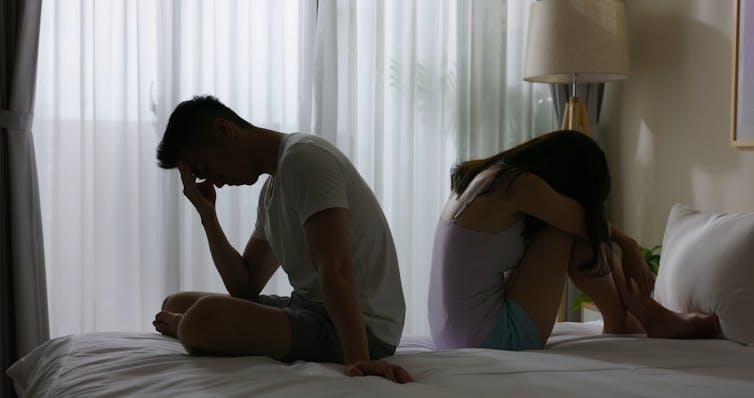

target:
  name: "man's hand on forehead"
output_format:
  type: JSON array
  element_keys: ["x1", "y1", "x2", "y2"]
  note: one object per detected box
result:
[{"x1": 182, "y1": 161, "x2": 207, "y2": 183}]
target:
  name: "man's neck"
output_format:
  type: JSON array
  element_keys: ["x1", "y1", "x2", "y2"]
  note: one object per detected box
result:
[{"x1": 244, "y1": 126, "x2": 285, "y2": 176}]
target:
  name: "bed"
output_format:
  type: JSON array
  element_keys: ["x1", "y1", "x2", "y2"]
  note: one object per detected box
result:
[
  {"x1": 8, "y1": 321, "x2": 754, "y2": 397},
  {"x1": 10, "y1": 204, "x2": 754, "y2": 397}
]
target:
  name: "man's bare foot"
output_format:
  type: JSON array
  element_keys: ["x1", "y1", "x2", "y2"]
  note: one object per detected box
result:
[
  {"x1": 153, "y1": 311, "x2": 183, "y2": 337},
  {"x1": 645, "y1": 312, "x2": 720, "y2": 339}
]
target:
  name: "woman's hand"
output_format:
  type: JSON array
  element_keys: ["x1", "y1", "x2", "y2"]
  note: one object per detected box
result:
[
  {"x1": 620, "y1": 240, "x2": 655, "y2": 298},
  {"x1": 177, "y1": 161, "x2": 216, "y2": 219},
  {"x1": 344, "y1": 359, "x2": 413, "y2": 384}
]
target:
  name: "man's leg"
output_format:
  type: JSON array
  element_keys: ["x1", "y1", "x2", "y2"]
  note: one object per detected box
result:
[
  {"x1": 162, "y1": 291, "x2": 228, "y2": 313},
  {"x1": 154, "y1": 291, "x2": 228, "y2": 337},
  {"x1": 175, "y1": 295, "x2": 292, "y2": 358}
]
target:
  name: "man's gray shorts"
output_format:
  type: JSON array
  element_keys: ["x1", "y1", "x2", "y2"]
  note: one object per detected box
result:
[{"x1": 253, "y1": 294, "x2": 396, "y2": 364}]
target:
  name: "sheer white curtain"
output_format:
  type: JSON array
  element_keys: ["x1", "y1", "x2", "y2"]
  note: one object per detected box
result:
[
  {"x1": 34, "y1": 0, "x2": 316, "y2": 338},
  {"x1": 34, "y1": 0, "x2": 554, "y2": 339},
  {"x1": 311, "y1": 0, "x2": 555, "y2": 334}
]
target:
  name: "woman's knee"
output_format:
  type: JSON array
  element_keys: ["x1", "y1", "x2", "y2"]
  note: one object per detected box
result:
[
  {"x1": 568, "y1": 238, "x2": 595, "y2": 275},
  {"x1": 517, "y1": 225, "x2": 574, "y2": 271},
  {"x1": 533, "y1": 225, "x2": 573, "y2": 246}
]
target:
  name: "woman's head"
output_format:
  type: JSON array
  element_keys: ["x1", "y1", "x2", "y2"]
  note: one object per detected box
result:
[{"x1": 450, "y1": 130, "x2": 611, "y2": 274}]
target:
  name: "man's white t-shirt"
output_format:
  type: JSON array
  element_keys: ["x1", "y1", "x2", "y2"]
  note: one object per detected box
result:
[{"x1": 252, "y1": 133, "x2": 405, "y2": 347}]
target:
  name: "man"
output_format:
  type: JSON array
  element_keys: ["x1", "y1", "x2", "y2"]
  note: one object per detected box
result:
[{"x1": 152, "y1": 95, "x2": 411, "y2": 383}]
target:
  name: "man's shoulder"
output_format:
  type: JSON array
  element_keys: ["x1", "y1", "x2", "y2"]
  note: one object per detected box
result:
[
  {"x1": 279, "y1": 134, "x2": 346, "y2": 172},
  {"x1": 282, "y1": 133, "x2": 338, "y2": 156}
]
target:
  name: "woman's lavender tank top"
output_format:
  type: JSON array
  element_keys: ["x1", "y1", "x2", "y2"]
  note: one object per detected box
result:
[{"x1": 428, "y1": 179, "x2": 525, "y2": 349}]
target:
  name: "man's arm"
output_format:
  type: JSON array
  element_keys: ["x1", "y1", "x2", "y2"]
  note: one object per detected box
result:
[
  {"x1": 178, "y1": 161, "x2": 277, "y2": 298},
  {"x1": 241, "y1": 238, "x2": 280, "y2": 297},
  {"x1": 303, "y1": 207, "x2": 412, "y2": 383},
  {"x1": 200, "y1": 215, "x2": 278, "y2": 299}
]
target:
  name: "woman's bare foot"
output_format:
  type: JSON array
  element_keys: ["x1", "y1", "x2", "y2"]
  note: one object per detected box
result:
[
  {"x1": 645, "y1": 311, "x2": 720, "y2": 339},
  {"x1": 153, "y1": 311, "x2": 183, "y2": 337},
  {"x1": 621, "y1": 276, "x2": 720, "y2": 339},
  {"x1": 603, "y1": 311, "x2": 645, "y2": 335}
]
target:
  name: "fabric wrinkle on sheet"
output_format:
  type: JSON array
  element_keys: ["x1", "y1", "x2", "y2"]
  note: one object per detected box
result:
[
  {"x1": 12, "y1": 323, "x2": 754, "y2": 398},
  {"x1": 429, "y1": 168, "x2": 540, "y2": 350}
]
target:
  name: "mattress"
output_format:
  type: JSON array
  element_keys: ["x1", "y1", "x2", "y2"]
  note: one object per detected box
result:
[{"x1": 8, "y1": 321, "x2": 754, "y2": 397}]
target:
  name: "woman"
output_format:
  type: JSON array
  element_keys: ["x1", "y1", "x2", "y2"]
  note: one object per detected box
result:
[{"x1": 428, "y1": 130, "x2": 718, "y2": 351}]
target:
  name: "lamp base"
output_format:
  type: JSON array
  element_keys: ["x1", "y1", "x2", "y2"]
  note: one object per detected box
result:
[{"x1": 561, "y1": 96, "x2": 590, "y2": 136}]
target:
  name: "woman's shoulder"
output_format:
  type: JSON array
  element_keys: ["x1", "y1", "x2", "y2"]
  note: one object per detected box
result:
[
  {"x1": 456, "y1": 165, "x2": 507, "y2": 200},
  {"x1": 440, "y1": 166, "x2": 526, "y2": 230},
  {"x1": 484, "y1": 167, "x2": 541, "y2": 199}
]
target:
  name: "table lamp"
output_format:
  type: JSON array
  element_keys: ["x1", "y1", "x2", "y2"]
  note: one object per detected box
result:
[{"x1": 523, "y1": 0, "x2": 630, "y2": 136}]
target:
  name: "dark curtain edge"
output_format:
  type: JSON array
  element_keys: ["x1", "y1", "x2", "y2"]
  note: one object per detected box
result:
[
  {"x1": 1, "y1": 127, "x2": 19, "y2": 398},
  {"x1": 2, "y1": 0, "x2": 25, "y2": 397}
]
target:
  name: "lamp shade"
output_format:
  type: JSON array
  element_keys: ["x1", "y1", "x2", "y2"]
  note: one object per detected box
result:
[{"x1": 523, "y1": 0, "x2": 630, "y2": 84}]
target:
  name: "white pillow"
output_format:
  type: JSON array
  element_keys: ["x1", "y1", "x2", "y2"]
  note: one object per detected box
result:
[{"x1": 654, "y1": 203, "x2": 754, "y2": 344}]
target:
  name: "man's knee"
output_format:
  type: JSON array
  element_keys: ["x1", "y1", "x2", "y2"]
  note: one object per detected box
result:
[
  {"x1": 162, "y1": 291, "x2": 204, "y2": 312},
  {"x1": 176, "y1": 296, "x2": 223, "y2": 352},
  {"x1": 162, "y1": 293, "x2": 190, "y2": 312}
]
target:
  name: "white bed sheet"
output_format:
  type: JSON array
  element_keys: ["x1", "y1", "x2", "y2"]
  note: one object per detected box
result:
[{"x1": 8, "y1": 322, "x2": 754, "y2": 397}]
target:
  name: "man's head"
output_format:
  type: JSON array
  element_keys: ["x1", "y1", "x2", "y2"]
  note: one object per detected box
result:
[{"x1": 157, "y1": 95, "x2": 260, "y2": 187}]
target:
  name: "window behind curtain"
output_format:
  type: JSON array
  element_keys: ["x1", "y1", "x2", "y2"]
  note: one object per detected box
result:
[
  {"x1": 34, "y1": 0, "x2": 554, "y2": 338},
  {"x1": 34, "y1": 0, "x2": 316, "y2": 337}
]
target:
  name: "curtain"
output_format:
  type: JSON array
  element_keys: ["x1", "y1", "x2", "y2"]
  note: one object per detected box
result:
[
  {"x1": 1, "y1": 0, "x2": 48, "y2": 396},
  {"x1": 310, "y1": 0, "x2": 555, "y2": 334},
  {"x1": 34, "y1": 0, "x2": 316, "y2": 338},
  {"x1": 34, "y1": 0, "x2": 555, "y2": 340}
]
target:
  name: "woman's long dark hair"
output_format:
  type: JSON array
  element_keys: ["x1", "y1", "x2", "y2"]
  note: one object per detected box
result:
[{"x1": 450, "y1": 130, "x2": 611, "y2": 275}]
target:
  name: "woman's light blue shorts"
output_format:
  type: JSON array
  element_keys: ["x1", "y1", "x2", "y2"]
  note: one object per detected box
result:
[{"x1": 479, "y1": 298, "x2": 541, "y2": 351}]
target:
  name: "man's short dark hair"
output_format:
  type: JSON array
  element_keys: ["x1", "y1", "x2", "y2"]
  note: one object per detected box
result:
[{"x1": 156, "y1": 95, "x2": 252, "y2": 169}]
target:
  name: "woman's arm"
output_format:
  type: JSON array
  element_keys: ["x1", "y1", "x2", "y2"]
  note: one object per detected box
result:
[
  {"x1": 510, "y1": 173, "x2": 653, "y2": 294},
  {"x1": 609, "y1": 224, "x2": 655, "y2": 296},
  {"x1": 509, "y1": 172, "x2": 589, "y2": 239}
]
